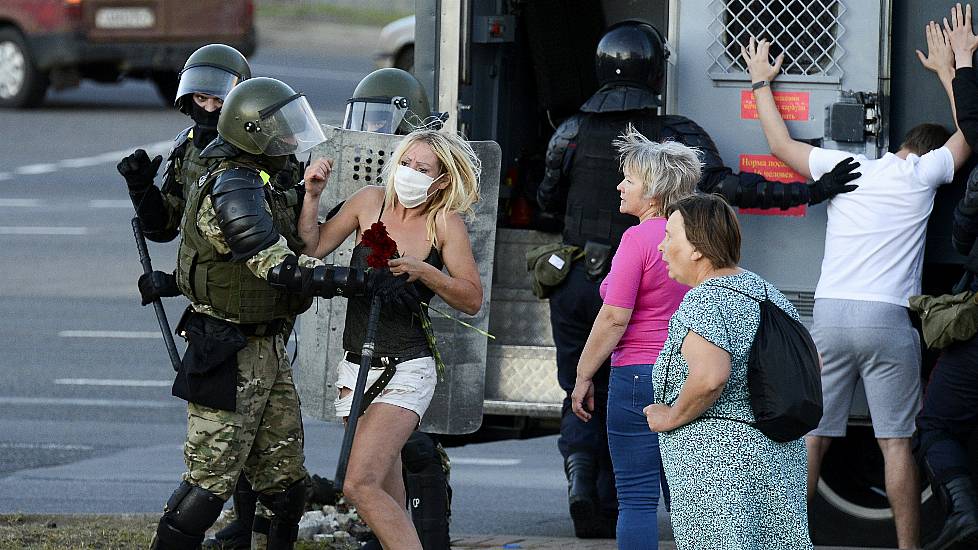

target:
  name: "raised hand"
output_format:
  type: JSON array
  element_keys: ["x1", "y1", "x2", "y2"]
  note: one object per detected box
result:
[
  {"x1": 740, "y1": 36, "x2": 784, "y2": 84},
  {"x1": 945, "y1": 3, "x2": 978, "y2": 67},
  {"x1": 303, "y1": 157, "x2": 333, "y2": 197},
  {"x1": 917, "y1": 20, "x2": 955, "y2": 82},
  {"x1": 117, "y1": 149, "x2": 163, "y2": 192}
]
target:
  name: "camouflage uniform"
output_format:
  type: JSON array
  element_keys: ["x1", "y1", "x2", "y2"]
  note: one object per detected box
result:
[{"x1": 178, "y1": 157, "x2": 319, "y2": 499}]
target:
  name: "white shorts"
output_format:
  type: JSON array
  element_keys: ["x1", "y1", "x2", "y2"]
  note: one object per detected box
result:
[{"x1": 334, "y1": 354, "x2": 437, "y2": 420}]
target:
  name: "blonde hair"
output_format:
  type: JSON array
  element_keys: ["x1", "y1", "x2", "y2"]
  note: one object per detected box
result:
[
  {"x1": 383, "y1": 128, "x2": 482, "y2": 246},
  {"x1": 613, "y1": 124, "x2": 702, "y2": 215}
]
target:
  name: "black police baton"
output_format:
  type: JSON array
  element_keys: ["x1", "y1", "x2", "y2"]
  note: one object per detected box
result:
[
  {"x1": 334, "y1": 294, "x2": 382, "y2": 492},
  {"x1": 131, "y1": 217, "x2": 182, "y2": 372}
]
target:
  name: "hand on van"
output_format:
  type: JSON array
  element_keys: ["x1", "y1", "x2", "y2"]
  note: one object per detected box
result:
[
  {"x1": 916, "y1": 20, "x2": 955, "y2": 83},
  {"x1": 740, "y1": 36, "x2": 784, "y2": 85},
  {"x1": 945, "y1": 3, "x2": 978, "y2": 68}
]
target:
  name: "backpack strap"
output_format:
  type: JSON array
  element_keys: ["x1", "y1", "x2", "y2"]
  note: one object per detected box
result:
[{"x1": 702, "y1": 281, "x2": 762, "y2": 302}]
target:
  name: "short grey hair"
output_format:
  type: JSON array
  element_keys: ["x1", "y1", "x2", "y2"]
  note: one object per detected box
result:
[{"x1": 613, "y1": 124, "x2": 702, "y2": 215}]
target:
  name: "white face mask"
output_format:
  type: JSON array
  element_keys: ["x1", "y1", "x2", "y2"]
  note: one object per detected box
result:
[{"x1": 394, "y1": 164, "x2": 442, "y2": 208}]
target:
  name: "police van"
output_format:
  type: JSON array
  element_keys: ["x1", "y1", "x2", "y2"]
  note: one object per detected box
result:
[{"x1": 298, "y1": 1, "x2": 978, "y2": 545}]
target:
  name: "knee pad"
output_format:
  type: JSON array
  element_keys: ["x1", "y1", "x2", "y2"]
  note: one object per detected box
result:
[
  {"x1": 402, "y1": 432, "x2": 438, "y2": 473},
  {"x1": 162, "y1": 481, "x2": 225, "y2": 536},
  {"x1": 232, "y1": 475, "x2": 259, "y2": 527},
  {"x1": 258, "y1": 479, "x2": 308, "y2": 547}
]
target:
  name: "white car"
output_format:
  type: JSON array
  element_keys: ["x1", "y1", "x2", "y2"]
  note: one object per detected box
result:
[{"x1": 375, "y1": 15, "x2": 415, "y2": 72}]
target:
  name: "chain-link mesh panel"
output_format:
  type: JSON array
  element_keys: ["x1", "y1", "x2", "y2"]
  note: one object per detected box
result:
[{"x1": 707, "y1": 0, "x2": 847, "y2": 81}]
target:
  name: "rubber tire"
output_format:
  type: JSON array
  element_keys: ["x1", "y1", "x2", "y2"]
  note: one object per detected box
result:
[
  {"x1": 395, "y1": 44, "x2": 414, "y2": 74},
  {"x1": 152, "y1": 70, "x2": 180, "y2": 108},
  {"x1": 0, "y1": 27, "x2": 48, "y2": 108}
]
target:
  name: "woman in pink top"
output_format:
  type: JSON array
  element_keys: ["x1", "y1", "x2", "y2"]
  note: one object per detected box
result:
[{"x1": 571, "y1": 128, "x2": 700, "y2": 550}]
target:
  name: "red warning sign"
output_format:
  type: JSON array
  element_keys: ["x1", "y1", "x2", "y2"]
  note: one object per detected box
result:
[
  {"x1": 738, "y1": 154, "x2": 807, "y2": 217},
  {"x1": 741, "y1": 90, "x2": 810, "y2": 121}
]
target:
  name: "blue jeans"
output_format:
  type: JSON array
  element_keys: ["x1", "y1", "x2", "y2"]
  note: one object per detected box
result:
[{"x1": 608, "y1": 364, "x2": 667, "y2": 550}]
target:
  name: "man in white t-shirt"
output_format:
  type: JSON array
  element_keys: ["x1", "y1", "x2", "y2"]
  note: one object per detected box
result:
[{"x1": 743, "y1": 31, "x2": 971, "y2": 548}]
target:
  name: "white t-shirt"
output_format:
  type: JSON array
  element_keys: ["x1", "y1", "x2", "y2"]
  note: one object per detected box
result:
[{"x1": 809, "y1": 146, "x2": 955, "y2": 307}]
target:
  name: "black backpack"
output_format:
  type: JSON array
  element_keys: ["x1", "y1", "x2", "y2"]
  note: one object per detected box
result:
[{"x1": 706, "y1": 284, "x2": 823, "y2": 442}]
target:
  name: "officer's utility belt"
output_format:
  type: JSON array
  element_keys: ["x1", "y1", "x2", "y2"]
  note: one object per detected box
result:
[
  {"x1": 238, "y1": 318, "x2": 286, "y2": 337},
  {"x1": 344, "y1": 351, "x2": 428, "y2": 417}
]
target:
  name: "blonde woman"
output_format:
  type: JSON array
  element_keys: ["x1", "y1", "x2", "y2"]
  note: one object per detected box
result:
[{"x1": 298, "y1": 128, "x2": 483, "y2": 549}]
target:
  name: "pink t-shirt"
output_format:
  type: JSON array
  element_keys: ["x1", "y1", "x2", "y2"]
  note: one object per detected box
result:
[{"x1": 599, "y1": 218, "x2": 689, "y2": 367}]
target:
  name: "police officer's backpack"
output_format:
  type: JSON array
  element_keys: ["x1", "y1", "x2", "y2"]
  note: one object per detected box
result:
[{"x1": 708, "y1": 283, "x2": 823, "y2": 442}]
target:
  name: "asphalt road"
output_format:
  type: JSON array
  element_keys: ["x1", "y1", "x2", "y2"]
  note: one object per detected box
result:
[{"x1": 0, "y1": 20, "x2": 676, "y2": 540}]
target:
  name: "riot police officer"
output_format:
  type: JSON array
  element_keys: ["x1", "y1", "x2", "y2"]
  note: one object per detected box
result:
[
  {"x1": 147, "y1": 76, "x2": 408, "y2": 550},
  {"x1": 343, "y1": 67, "x2": 454, "y2": 550},
  {"x1": 913, "y1": 58, "x2": 978, "y2": 550},
  {"x1": 536, "y1": 21, "x2": 860, "y2": 539},
  {"x1": 119, "y1": 43, "x2": 252, "y2": 245}
]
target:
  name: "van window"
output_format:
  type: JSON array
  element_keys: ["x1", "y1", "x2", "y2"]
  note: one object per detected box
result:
[{"x1": 707, "y1": 0, "x2": 845, "y2": 83}]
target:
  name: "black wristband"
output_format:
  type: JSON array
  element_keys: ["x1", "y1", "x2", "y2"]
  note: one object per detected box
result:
[{"x1": 751, "y1": 80, "x2": 769, "y2": 90}]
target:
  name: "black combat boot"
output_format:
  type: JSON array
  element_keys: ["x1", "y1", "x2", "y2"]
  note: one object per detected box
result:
[
  {"x1": 202, "y1": 476, "x2": 258, "y2": 550},
  {"x1": 565, "y1": 452, "x2": 611, "y2": 538},
  {"x1": 926, "y1": 476, "x2": 978, "y2": 550}
]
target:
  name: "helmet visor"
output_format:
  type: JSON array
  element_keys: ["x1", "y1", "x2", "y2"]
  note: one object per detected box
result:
[
  {"x1": 343, "y1": 98, "x2": 408, "y2": 134},
  {"x1": 175, "y1": 65, "x2": 241, "y2": 104},
  {"x1": 246, "y1": 95, "x2": 325, "y2": 156}
]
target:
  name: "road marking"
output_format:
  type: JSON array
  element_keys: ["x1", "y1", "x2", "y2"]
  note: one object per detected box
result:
[
  {"x1": 0, "y1": 442, "x2": 94, "y2": 451},
  {"x1": 0, "y1": 139, "x2": 171, "y2": 181},
  {"x1": 0, "y1": 396, "x2": 182, "y2": 408},
  {"x1": 59, "y1": 330, "x2": 162, "y2": 339},
  {"x1": 0, "y1": 226, "x2": 87, "y2": 235},
  {"x1": 55, "y1": 378, "x2": 172, "y2": 387},
  {"x1": 0, "y1": 199, "x2": 42, "y2": 207},
  {"x1": 89, "y1": 199, "x2": 133, "y2": 208},
  {"x1": 450, "y1": 458, "x2": 522, "y2": 466}
]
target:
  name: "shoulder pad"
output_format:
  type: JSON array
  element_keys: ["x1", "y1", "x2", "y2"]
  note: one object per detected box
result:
[
  {"x1": 200, "y1": 136, "x2": 241, "y2": 159},
  {"x1": 658, "y1": 116, "x2": 724, "y2": 167},
  {"x1": 167, "y1": 126, "x2": 193, "y2": 161},
  {"x1": 554, "y1": 114, "x2": 581, "y2": 141},
  {"x1": 213, "y1": 166, "x2": 265, "y2": 196},
  {"x1": 212, "y1": 167, "x2": 279, "y2": 261},
  {"x1": 545, "y1": 115, "x2": 581, "y2": 168}
]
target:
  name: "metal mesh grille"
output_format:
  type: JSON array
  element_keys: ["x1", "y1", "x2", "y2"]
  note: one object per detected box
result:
[{"x1": 707, "y1": 0, "x2": 846, "y2": 80}]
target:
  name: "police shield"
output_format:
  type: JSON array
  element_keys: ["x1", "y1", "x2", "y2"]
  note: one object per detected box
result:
[{"x1": 295, "y1": 125, "x2": 501, "y2": 434}]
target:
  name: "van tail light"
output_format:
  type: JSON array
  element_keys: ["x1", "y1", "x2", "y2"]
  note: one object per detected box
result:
[
  {"x1": 244, "y1": 0, "x2": 254, "y2": 23},
  {"x1": 64, "y1": 0, "x2": 83, "y2": 20}
]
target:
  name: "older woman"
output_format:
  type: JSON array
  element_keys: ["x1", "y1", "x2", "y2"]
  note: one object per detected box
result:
[
  {"x1": 298, "y1": 128, "x2": 483, "y2": 549},
  {"x1": 645, "y1": 193, "x2": 812, "y2": 549},
  {"x1": 570, "y1": 129, "x2": 699, "y2": 549}
]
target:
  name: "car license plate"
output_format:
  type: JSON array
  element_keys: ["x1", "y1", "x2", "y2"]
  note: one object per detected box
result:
[{"x1": 95, "y1": 7, "x2": 155, "y2": 29}]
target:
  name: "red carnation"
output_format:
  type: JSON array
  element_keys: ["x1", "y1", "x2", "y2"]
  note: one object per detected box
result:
[{"x1": 361, "y1": 221, "x2": 399, "y2": 268}]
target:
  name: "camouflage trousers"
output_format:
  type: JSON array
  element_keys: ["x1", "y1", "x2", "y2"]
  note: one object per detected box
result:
[{"x1": 181, "y1": 332, "x2": 307, "y2": 501}]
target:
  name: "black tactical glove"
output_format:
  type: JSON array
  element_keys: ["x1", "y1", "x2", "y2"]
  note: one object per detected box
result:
[
  {"x1": 370, "y1": 269, "x2": 422, "y2": 314},
  {"x1": 117, "y1": 149, "x2": 163, "y2": 193},
  {"x1": 807, "y1": 157, "x2": 860, "y2": 205},
  {"x1": 137, "y1": 271, "x2": 180, "y2": 306}
]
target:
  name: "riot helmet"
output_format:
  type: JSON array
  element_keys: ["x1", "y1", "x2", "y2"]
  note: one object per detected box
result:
[
  {"x1": 218, "y1": 77, "x2": 326, "y2": 156},
  {"x1": 175, "y1": 44, "x2": 252, "y2": 115},
  {"x1": 343, "y1": 68, "x2": 441, "y2": 135},
  {"x1": 594, "y1": 21, "x2": 668, "y2": 93}
]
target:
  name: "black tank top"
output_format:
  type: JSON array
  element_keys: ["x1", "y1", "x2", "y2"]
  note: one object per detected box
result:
[{"x1": 342, "y1": 222, "x2": 444, "y2": 357}]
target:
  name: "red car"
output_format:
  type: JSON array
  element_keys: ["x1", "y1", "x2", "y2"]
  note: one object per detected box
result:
[{"x1": 0, "y1": 0, "x2": 255, "y2": 108}]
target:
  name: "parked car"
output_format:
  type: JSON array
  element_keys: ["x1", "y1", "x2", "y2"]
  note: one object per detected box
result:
[
  {"x1": 0, "y1": 0, "x2": 255, "y2": 108},
  {"x1": 375, "y1": 14, "x2": 414, "y2": 73}
]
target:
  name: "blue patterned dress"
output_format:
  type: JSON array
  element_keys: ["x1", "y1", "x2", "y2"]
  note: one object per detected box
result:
[{"x1": 652, "y1": 270, "x2": 812, "y2": 550}]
